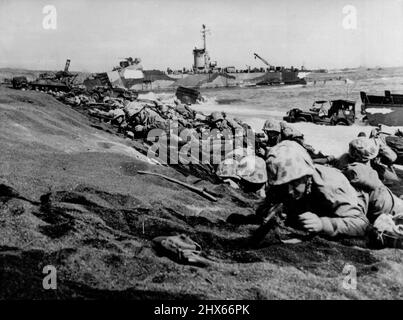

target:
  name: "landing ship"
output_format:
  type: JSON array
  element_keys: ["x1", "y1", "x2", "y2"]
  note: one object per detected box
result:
[
  {"x1": 82, "y1": 25, "x2": 308, "y2": 92},
  {"x1": 170, "y1": 25, "x2": 307, "y2": 89}
]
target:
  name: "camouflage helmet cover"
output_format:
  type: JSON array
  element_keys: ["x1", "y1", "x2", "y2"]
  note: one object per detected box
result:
[
  {"x1": 216, "y1": 154, "x2": 268, "y2": 184},
  {"x1": 236, "y1": 155, "x2": 268, "y2": 184},
  {"x1": 348, "y1": 137, "x2": 379, "y2": 162},
  {"x1": 216, "y1": 158, "x2": 240, "y2": 180},
  {"x1": 266, "y1": 140, "x2": 315, "y2": 185}
]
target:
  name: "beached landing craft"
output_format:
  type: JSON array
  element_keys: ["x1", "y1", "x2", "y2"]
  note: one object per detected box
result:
[{"x1": 360, "y1": 90, "x2": 403, "y2": 126}]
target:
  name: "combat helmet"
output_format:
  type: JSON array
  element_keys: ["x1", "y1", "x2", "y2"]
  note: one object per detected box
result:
[
  {"x1": 216, "y1": 154, "x2": 267, "y2": 184},
  {"x1": 216, "y1": 158, "x2": 240, "y2": 180},
  {"x1": 349, "y1": 137, "x2": 379, "y2": 162},
  {"x1": 262, "y1": 118, "x2": 281, "y2": 133},
  {"x1": 158, "y1": 104, "x2": 169, "y2": 114},
  {"x1": 236, "y1": 155, "x2": 268, "y2": 184},
  {"x1": 210, "y1": 111, "x2": 225, "y2": 122},
  {"x1": 266, "y1": 140, "x2": 315, "y2": 185},
  {"x1": 124, "y1": 101, "x2": 144, "y2": 117}
]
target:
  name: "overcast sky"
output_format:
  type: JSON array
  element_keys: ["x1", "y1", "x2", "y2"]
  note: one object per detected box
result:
[{"x1": 1, "y1": 0, "x2": 403, "y2": 72}]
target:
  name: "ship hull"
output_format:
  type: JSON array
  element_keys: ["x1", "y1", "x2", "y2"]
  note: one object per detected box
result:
[
  {"x1": 86, "y1": 69, "x2": 305, "y2": 92},
  {"x1": 164, "y1": 71, "x2": 304, "y2": 90}
]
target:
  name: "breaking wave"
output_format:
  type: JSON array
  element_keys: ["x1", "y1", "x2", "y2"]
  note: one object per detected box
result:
[{"x1": 197, "y1": 95, "x2": 218, "y2": 105}]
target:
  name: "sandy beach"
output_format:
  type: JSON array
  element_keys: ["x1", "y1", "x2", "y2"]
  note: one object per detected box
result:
[
  {"x1": 0, "y1": 80, "x2": 402, "y2": 299},
  {"x1": 3, "y1": 0, "x2": 403, "y2": 309}
]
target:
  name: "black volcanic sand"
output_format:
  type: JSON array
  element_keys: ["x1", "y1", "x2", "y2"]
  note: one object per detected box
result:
[{"x1": 0, "y1": 87, "x2": 402, "y2": 299}]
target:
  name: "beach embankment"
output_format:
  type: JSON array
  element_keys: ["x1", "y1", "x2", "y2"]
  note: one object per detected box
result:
[{"x1": 0, "y1": 86, "x2": 402, "y2": 299}]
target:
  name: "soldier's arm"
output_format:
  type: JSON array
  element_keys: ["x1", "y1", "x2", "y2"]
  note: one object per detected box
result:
[
  {"x1": 377, "y1": 141, "x2": 397, "y2": 164},
  {"x1": 319, "y1": 189, "x2": 369, "y2": 237},
  {"x1": 366, "y1": 187, "x2": 396, "y2": 223},
  {"x1": 319, "y1": 209, "x2": 369, "y2": 237}
]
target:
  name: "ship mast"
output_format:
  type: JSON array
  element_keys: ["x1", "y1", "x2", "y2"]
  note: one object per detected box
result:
[
  {"x1": 193, "y1": 24, "x2": 214, "y2": 73},
  {"x1": 202, "y1": 24, "x2": 207, "y2": 51},
  {"x1": 201, "y1": 24, "x2": 210, "y2": 71}
]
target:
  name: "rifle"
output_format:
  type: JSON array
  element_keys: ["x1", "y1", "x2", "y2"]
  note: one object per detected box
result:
[{"x1": 137, "y1": 171, "x2": 217, "y2": 202}]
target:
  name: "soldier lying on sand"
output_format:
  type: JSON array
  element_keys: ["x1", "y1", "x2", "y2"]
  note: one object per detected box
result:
[
  {"x1": 259, "y1": 140, "x2": 369, "y2": 238},
  {"x1": 333, "y1": 136, "x2": 399, "y2": 183},
  {"x1": 256, "y1": 118, "x2": 333, "y2": 163}
]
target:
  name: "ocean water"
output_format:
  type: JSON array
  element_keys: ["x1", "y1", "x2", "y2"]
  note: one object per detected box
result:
[{"x1": 190, "y1": 68, "x2": 403, "y2": 157}]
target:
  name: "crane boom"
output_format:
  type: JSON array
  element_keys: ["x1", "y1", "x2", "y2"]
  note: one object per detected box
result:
[{"x1": 253, "y1": 53, "x2": 271, "y2": 67}]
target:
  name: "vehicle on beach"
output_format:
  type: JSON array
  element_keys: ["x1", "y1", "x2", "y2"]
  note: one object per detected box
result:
[
  {"x1": 360, "y1": 90, "x2": 403, "y2": 126},
  {"x1": 11, "y1": 76, "x2": 29, "y2": 89},
  {"x1": 12, "y1": 59, "x2": 77, "y2": 93},
  {"x1": 175, "y1": 86, "x2": 201, "y2": 104},
  {"x1": 283, "y1": 99, "x2": 356, "y2": 126}
]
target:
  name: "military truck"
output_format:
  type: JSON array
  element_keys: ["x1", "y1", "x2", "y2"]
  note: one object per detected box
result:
[
  {"x1": 283, "y1": 99, "x2": 356, "y2": 126},
  {"x1": 12, "y1": 76, "x2": 29, "y2": 89}
]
